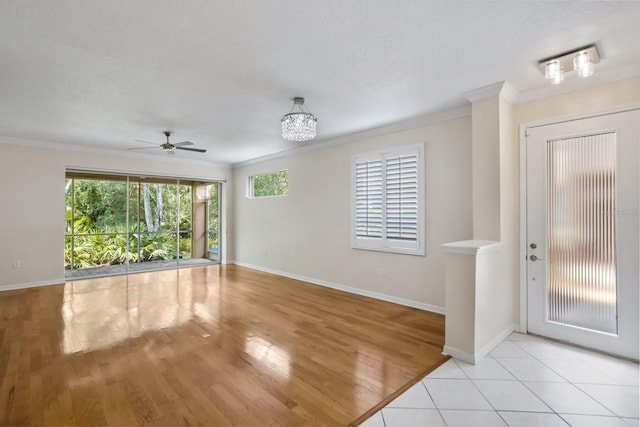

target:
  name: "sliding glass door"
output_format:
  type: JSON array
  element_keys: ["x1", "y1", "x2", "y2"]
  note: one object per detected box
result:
[
  {"x1": 131, "y1": 181, "x2": 191, "y2": 271},
  {"x1": 65, "y1": 172, "x2": 221, "y2": 277}
]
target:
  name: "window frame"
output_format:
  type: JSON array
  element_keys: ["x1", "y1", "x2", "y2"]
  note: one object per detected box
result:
[
  {"x1": 247, "y1": 169, "x2": 288, "y2": 198},
  {"x1": 351, "y1": 143, "x2": 425, "y2": 256}
]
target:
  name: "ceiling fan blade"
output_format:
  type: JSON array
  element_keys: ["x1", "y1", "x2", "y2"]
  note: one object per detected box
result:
[
  {"x1": 128, "y1": 146, "x2": 160, "y2": 151},
  {"x1": 173, "y1": 141, "x2": 194, "y2": 147},
  {"x1": 134, "y1": 139, "x2": 160, "y2": 146},
  {"x1": 175, "y1": 146, "x2": 207, "y2": 153}
]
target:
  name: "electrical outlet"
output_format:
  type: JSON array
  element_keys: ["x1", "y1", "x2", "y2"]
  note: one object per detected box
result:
[{"x1": 12, "y1": 261, "x2": 20, "y2": 269}]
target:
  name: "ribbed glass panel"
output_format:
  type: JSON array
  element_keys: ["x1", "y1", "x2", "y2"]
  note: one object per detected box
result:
[
  {"x1": 386, "y1": 155, "x2": 418, "y2": 241},
  {"x1": 355, "y1": 160, "x2": 383, "y2": 238},
  {"x1": 546, "y1": 133, "x2": 617, "y2": 334}
]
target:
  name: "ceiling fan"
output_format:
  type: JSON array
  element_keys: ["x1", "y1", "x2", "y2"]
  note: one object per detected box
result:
[{"x1": 129, "y1": 131, "x2": 207, "y2": 154}]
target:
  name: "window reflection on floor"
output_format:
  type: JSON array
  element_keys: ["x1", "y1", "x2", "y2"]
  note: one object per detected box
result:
[
  {"x1": 244, "y1": 336, "x2": 291, "y2": 380},
  {"x1": 61, "y1": 268, "x2": 218, "y2": 354}
]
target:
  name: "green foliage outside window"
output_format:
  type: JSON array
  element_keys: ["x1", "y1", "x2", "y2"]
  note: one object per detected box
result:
[
  {"x1": 252, "y1": 170, "x2": 288, "y2": 197},
  {"x1": 65, "y1": 178, "x2": 198, "y2": 269},
  {"x1": 207, "y1": 184, "x2": 220, "y2": 256}
]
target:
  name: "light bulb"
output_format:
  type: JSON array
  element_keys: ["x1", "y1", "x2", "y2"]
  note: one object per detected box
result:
[
  {"x1": 545, "y1": 61, "x2": 563, "y2": 84},
  {"x1": 574, "y1": 51, "x2": 594, "y2": 78}
]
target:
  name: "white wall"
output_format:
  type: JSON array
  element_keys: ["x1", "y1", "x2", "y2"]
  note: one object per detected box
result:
[
  {"x1": 500, "y1": 97, "x2": 518, "y2": 331},
  {"x1": 444, "y1": 252, "x2": 476, "y2": 354},
  {"x1": 233, "y1": 116, "x2": 472, "y2": 310},
  {"x1": 471, "y1": 96, "x2": 501, "y2": 241},
  {"x1": 0, "y1": 138, "x2": 232, "y2": 289}
]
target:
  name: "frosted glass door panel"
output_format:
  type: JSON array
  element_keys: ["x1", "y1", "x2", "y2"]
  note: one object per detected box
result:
[{"x1": 546, "y1": 133, "x2": 617, "y2": 334}]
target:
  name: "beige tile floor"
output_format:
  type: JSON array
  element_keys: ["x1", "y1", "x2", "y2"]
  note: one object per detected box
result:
[{"x1": 362, "y1": 332, "x2": 639, "y2": 427}]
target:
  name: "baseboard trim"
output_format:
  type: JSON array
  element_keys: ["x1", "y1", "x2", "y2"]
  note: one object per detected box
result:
[
  {"x1": 443, "y1": 323, "x2": 517, "y2": 364},
  {"x1": 513, "y1": 323, "x2": 527, "y2": 334},
  {"x1": 442, "y1": 346, "x2": 475, "y2": 364},
  {"x1": 475, "y1": 323, "x2": 517, "y2": 361},
  {"x1": 0, "y1": 278, "x2": 65, "y2": 292},
  {"x1": 1, "y1": 263, "x2": 447, "y2": 318},
  {"x1": 233, "y1": 261, "x2": 445, "y2": 315}
]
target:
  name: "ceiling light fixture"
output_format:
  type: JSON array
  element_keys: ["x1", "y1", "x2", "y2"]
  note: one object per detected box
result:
[
  {"x1": 281, "y1": 97, "x2": 317, "y2": 142},
  {"x1": 539, "y1": 44, "x2": 600, "y2": 84}
]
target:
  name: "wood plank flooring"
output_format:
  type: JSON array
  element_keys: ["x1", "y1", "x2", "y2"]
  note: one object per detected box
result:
[{"x1": 0, "y1": 265, "x2": 447, "y2": 426}]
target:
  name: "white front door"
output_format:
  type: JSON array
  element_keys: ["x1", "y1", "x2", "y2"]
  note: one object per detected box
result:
[{"x1": 526, "y1": 109, "x2": 639, "y2": 360}]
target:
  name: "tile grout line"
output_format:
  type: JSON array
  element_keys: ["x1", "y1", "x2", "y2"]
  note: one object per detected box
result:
[
  {"x1": 453, "y1": 354, "x2": 528, "y2": 426},
  {"x1": 375, "y1": 334, "x2": 639, "y2": 426},
  {"x1": 417, "y1": 377, "x2": 449, "y2": 426},
  {"x1": 508, "y1": 337, "x2": 633, "y2": 424},
  {"x1": 380, "y1": 409, "x2": 387, "y2": 427},
  {"x1": 509, "y1": 338, "x2": 629, "y2": 420},
  {"x1": 508, "y1": 338, "x2": 600, "y2": 423}
]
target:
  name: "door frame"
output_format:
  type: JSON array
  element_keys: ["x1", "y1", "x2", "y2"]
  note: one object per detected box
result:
[{"x1": 518, "y1": 104, "x2": 640, "y2": 334}]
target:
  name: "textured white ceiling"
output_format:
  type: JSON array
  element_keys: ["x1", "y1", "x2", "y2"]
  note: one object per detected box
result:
[{"x1": 0, "y1": 1, "x2": 638, "y2": 165}]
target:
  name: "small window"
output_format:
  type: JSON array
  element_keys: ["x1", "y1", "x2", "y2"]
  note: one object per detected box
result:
[
  {"x1": 248, "y1": 170, "x2": 288, "y2": 198},
  {"x1": 351, "y1": 144, "x2": 424, "y2": 255}
]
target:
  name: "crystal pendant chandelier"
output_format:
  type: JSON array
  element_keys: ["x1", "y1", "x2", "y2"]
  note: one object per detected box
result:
[{"x1": 281, "y1": 97, "x2": 317, "y2": 142}]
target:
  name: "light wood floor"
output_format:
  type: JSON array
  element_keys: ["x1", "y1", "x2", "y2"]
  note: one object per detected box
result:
[{"x1": 0, "y1": 265, "x2": 446, "y2": 426}]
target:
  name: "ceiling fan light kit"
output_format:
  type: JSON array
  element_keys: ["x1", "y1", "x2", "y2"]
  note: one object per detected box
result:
[{"x1": 281, "y1": 97, "x2": 317, "y2": 142}]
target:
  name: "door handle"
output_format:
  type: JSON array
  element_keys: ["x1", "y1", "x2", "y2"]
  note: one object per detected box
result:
[{"x1": 529, "y1": 255, "x2": 544, "y2": 262}]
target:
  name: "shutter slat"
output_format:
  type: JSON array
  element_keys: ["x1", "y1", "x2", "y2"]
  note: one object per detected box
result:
[
  {"x1": 385, "y1": 154, "x2": 418, "y2": 242},
  {"x1": 354, "y1": 150, "x2": 421, "y2": 247},
  {"x1": 354, "y1": 159, "x2": 384, "y2": 239}
]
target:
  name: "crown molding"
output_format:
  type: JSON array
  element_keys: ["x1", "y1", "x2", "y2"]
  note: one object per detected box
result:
[
  {"x1": 463, "y1": 65, "x2": 639, "y2": 106},
  {"x1": 512, "y1": 64, "x2": 640, "y2": 104},
  {"x1": 464, "y1": 81, "x2": 506, "y2": 102},
  {"x1": 232, "y1": 104, "x2": 471, "y2": 168},
  {"x1": 464, "y1": 81, "x2": 518, "y2": 103},
  {"x1": 499, "y1": 81, "x2": 519, "y2": 104}
]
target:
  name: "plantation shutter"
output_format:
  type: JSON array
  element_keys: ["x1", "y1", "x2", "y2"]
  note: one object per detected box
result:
[
  {"x1": 355, "y1": 160, "x2": 383, "y2": 238},
  {"x1": 352, "y1": 144, "x2": 424, "y2": 255},
  {"x1": 385, "y1": 154, "x2": 418, "y2": 241}
]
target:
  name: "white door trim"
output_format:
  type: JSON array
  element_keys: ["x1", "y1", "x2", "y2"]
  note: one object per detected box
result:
[{"x1": 518, "y1": 103, "x2": 640, "y2": 334}]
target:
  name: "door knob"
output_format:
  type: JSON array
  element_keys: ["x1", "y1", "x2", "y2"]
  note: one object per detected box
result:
[{"x1": 529, "y1": 255, "x2": 544, "y2": 261}]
